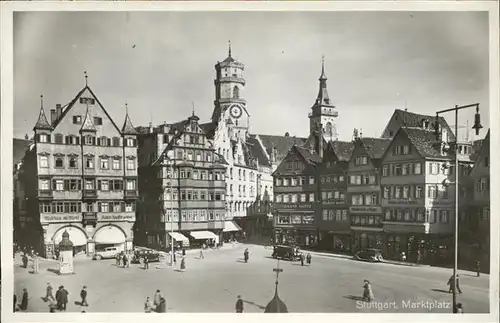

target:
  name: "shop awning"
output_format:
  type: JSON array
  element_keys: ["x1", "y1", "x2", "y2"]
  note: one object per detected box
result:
[
  {"x1": 223, "y1": 220, "x2": 242, "y2": 232},
  {"x1": 167, "y1": 232, "x2": 189, "y2": 242},
  {"x1": 190, "y1": 231, "x2": 218, "y2": 240}
]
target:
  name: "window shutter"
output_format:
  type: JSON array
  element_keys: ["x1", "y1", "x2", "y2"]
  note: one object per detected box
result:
[
  {"x1": 108, "y1": 138, "x2": 111, "y2": 146},
  {"x1": 64, "y1": 180, "x2": 69, "y2": 191},
  {"x1": 97, "y1": 180, "x2": 102, "y2": 191},
  {"x1": 52, "y1": 179, "x2": 56, "y2": 190}
]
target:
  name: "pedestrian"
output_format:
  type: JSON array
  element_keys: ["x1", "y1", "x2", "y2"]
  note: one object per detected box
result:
[
  {"x1": 363, "y1": 280, "x2": 374, "y2": 302},
  {"x1": 22, "y1": 254, "x2": 28, "y2": 268},
  {"x1": 235, "y1": 295, "x2": 244, "y2": 313},
  {"x1": 55, "y1": 286, "x2": 62, "y2": 310},
  {"x1": 159, "y1": 298, "x2": 167, "y2": 313},
  {"x1": 300, "y1": 254, "x2": 304, "y2": 266},
  {"x1": 173, "y1": 252, "x2": 177, "y2": 263},
  {"x1": 144, "y1": 297, "x2": 153, "y2": 313},
  {"x1": 20, "y1": 288, "x2": 28, "y2": 311},
  {"x1": 48, "y1": 297, "x2": 57, "y2": 313},
  {"x1": 306, "y1": 253, "x2": 312, "y2": 266},
  {"x1": 60, "y1": 286, "x2": 69, "y2": 311},
  {"x1": 180, "y1": 257, "x2": 186, "y2": 271},
  {"x1": 13, "y1": 293, "x2": 17, "y2": 312},
  {"x1": 115, "y1": 253, "x2": 120, "y2": 267},
  {"x1": 199, "y1": 250, "x2": 204, "y2": 259},
  {"x1": 244, "y1": 248, "x2": 249, "y2": 263},
  {"x1": 456, "y1": 303, "x2": 464, "y2": 313},
  {"x1": 46, "y1": 282, "x2": 54, "y2": 301},
  {"x1": 144, "y1": 257, "x2": 149, "y2": 270},
  {"x1": 123, "y1": 254, "x2": 128, "y2": 268},
  {"x1": 182, "y1": 248, "x2": 186, "y2": 256},
  {"x1": 154, "y1": 289, "x2": 163, "y2": 309},
  {"x1": 447, "y1": 275, "x2": 462, "y2": 294},
  {"x1": 476, "y1": 260, "x2": 481, "y2": 277},
  {"x1": 80, "y1": 286, "x2": 88, "y2": 307}
]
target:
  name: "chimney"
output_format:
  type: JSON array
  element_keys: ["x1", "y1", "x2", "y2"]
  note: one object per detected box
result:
[
  {"x1": 318, "y1": 125, "x2": 324, "y2": 159},
  {"x1": 56, "y1": 104, "x2": 62, "y2": 119},
  {"x1": 50, "y1": 109, "x2": 56, "y2": 125}
]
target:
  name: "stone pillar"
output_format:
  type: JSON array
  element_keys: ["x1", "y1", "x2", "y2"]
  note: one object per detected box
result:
[
  {"x1": 87, "y1": 240, "x2": 95, "y2": 257},
  {"x1": 58, "y1": 230, "x2": 74, "y2": 275},
  {"x1": 125, "y1": 239, "x2": 134, "y2": 253}
]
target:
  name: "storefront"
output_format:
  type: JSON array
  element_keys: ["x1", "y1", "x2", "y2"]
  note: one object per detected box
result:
[
  {"x1": 187, "y1": 230, "x2": 220, "y2": 248},
  {"x1": 222, "y1": 220, "x2": 243, "y2": 242},
  {"x1": 167, "y1": 231, "x2": 190, "y2": 248},
  {"x1": 351, "y1": 229, "x2": 384, "y2": 251},
  {"x1": 93, "y1": 225, "x2": 127, "y2": 252}
]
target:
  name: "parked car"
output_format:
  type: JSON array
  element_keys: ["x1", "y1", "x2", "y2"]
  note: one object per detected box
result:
[
  {"x1": 354, "y1": 249, "x2": 384, "y2": 262},
  {"x1": 272, "y1": 245, "x2": 300, "y2": 261},
  {"x1": 93, "y1": 247, "x2": 121, "y2": 260},
  {"x1": 131, "y1": 249, "x2": 160, "y2": 264}
]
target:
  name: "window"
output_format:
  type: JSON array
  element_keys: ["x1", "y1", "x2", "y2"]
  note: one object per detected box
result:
[
  {"x1": 351, "y1": 195, "x2": 363, "y2": 205},
  {"x1": 355, "y1": 156, "x2": 368, "y2": 165},
  {"x1": 309, "y1": 176, "x2": 315, "y2": 185},
  {"x1": 309, "y1": 193, "x2": 314, "y2": 202},
  {"x1": 100, "y1": 158, "x2": 109, "y2": 170},
  {"x1": 394, "y1": 146, "x2": 402, "y2": 155},
  {"x1": 283, "y1": 178, "x2": 289, "y2": 186},
  {"x1": 40, "y1": 156, "x2": 49, "y2": 168},
  {"x1": 416, "y1": 209, "x2": 425, "y2": 221},
  {"x1": 477, "y1": 177, "x2": 488, "y2": 191},
  {"x1": 85, "y1": 157, "x2": 94, "y2": 169},
  {"x1": 99, "y1": 202, "x2": 109, "y2": 212},
  {"x1": 54, "y1": 134, "x2": 64, "y2": 144},
  {"x1": 428, "y1": 185, "x2": 437, "y2": 198},
  {"x1": 39, "y1": 179, "x2": 50, "y2": 190},
  {"x1": 403, "y1": 145, "x2": 410, "y2": 155},
  {"x1": 441, "y1": 186, "x2": 449, "y2": 199},
  {"x1": 283, "y1": 194, "x2": 289, "y2": 203},
  {"x1": 112, "y1": 159, "x2": 121, "y2": 170},
  {"x1": 415, "y1": 186, "x2": 423, "y2": 199},
  {"x1": 402, "y1": 164, "x2": 409, "y2": 175},
  {"x1": 384, "y1": 209, "x2": 392, "y2": 220},
  {"x1": 55, "y1": 157, "x2": 64, "y2": 168},
  {"x1": 39, "y1": 134, "x2": 48, "y2": 143},
  {"x1": 414, "y1": 163, "x2": 422, "y2": 175},
  {"x1": 275, "y1": 195, "x2": 282, "y2": 203},
  {"x1": 69, "y1": 158, "x2": 77, "y2": 168},
  {"x1": 291, "y1": 177, "x2": 297, "y2": 186},
  {"x1": 403, "y1": 186, "x2": 409, "y2": 198},
  {"x1": 113, "y1": 137, "x2": 120, "y2": 147},
  {"x1": 125, "y1": 203, "x2": 134, "y2": 212},
  {"x1": 126, "y1": 138, "x2": 135, "y2": 147},
  {"x1": 322, "y1": 209, "x2": 328, "y2": 221},
  {"x1": 99, "y1": 180, "x2": 109, "y2": 191},
  {"x1": 394, "y1": 164, "x2": 402, "y2": 176},
  {"x1": 383, "y1": 187, "x2": 389, "y2": 198},
  {"x1": 440, "y1": 210, "x2": 449, "y2": 223},
  {"x1": 395, "y1": 186, "x2": 401, "y2": 199},
  {"x1": 483, "y1": 207, "x2": 490, "y2": 221},
  {"x1": 403, "y1": 209, "x2": 411, "y2": 221},
  {"x1": 382, "y1": 165, "x2": 389, "y2": 177},
  {"x1": 300, "y1": 194, "x2": 306, "y2": 202},
  {"x1": 85, "y1": 180, "x2": 94, "y2": 190},
  {"x1": 349, "y1": 175, "x2": 361, "y2": 185},
  {"x1": 365, "y1": 195, "x2": 373, "y2": 205},
  {"x1": 94, "y1": 117, "x2": 103, "y2": 125},
  {"x1": 126, "y1": 180, "x2": 135, "y2": 190},
  {"x1": 39, "y1": 203, "x2": 52, "y2": 213},
  {"x1": 127, "y1": 159, "x2": 135, "y2": 170}
]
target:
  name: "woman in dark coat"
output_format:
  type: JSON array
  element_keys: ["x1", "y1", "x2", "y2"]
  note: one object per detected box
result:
[
  {"x1": 20, "y1": 288, "x2": 28, "y2": 311},
  {"x1": 306, "y1": 253, "x2": 312, "y2": 265}
]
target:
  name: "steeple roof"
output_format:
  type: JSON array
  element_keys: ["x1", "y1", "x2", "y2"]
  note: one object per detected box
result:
[
  {"x1": 314, "y1": 56, "x2": 332, "y2": 107},
  {"x1": 218, "y1": 41, "x2": 244, "y2": 68},
  {"x1": 121, "y1": 104, "x2": 138, "y2": 135},
  {"x1": 33, "y1": 95, "x2": 53, "y2": 131},
  {"x1": 80, "y1": 106, "x2": 96, "y2": 132}
]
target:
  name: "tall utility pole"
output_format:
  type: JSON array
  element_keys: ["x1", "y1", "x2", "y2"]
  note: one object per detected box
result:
[{"x1": 435, "y1": 103, "x2": 482, "y2": 313}]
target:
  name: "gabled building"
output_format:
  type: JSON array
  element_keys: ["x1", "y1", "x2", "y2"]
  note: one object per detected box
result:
[
  {"x1": 17, "y1": 85, "x2": 138, "y2": 258},
  {"x1": 379, "y1": 125, "x2": 473, "y2": 263},
  {"x1": 381, "y1": 109, "x2": 455, "y2": 140},
  {"x1": 317, "y1": 140, "x2": 354, "y2": 252},
  {"x1": 346, "y1": 133, "x2": 391, "y2": 251},
  {"x1": 136, "y1": 113, "x2": 228, "y2": 249}
]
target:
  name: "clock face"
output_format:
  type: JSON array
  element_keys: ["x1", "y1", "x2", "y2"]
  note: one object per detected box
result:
[{"x1": 229, "y1": 105, "x2": 243, "y2": 119}]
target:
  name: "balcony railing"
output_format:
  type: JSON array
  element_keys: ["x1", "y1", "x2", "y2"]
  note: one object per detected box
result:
[
  {"x1": 124, "y1": 190, "x2": 138, "y2": 199},
  {"x1": 37, "y1": 190, "x2": 53, "y2": 199},
  {"x1": 83, "y1": 189, "x2": 97, "y2": 199}
]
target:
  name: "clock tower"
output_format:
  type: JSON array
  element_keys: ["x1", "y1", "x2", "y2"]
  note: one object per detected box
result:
[
  {"x1": 212, "y1": 42, "x2": 250, "y2": 142},
  {"x1": 309, "y1": 56, "x2": 338, "y2": 142}
]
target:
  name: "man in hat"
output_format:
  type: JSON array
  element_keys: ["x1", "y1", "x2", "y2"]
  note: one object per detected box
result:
[
  {"x1": 80, "y1": 286, "x2": 88, "y2": 307},
  {"x1": 46, "y1": 282, "x2": 54, "y2": 301},
  {"x1": 235, "y1": 295, "x2": 244, "y2": 313},
  {"x1": 447, "y1": 274, "x2": 462, "y2": 294}
]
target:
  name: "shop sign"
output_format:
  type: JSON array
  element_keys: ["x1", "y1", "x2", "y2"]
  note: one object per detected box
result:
[
  {"x1": 275, "y1": 203, "x2": 312, "y2": 210},
  {"x1": 322, "y1": 200, "x2": 346, "y2": 206},
  {"x1": 98, "y1": 214, "x2": 135, "y2": 221},
  {"x1": 349, "y1": 206, "x2": 381, "y2": 214},
  {"x1": 41, "y1": 214, "x2": 82, "y2": 223}
]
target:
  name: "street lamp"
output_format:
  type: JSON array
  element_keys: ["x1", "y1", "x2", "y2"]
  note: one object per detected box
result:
[{"x1": 435, "y1": 103, "x2": 482, "y2": 313}]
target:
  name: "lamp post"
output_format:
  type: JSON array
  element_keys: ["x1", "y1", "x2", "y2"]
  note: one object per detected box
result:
[{"x1": 435, "y1": 103, "x2": 482, "y2": 313}]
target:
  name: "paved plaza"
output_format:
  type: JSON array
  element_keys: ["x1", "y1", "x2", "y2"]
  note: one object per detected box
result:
[{"x1": 14, "y1": 243, "x2": 489, "y2": 313}]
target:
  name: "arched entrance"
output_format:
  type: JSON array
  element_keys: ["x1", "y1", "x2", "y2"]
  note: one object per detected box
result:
[
  {"x1": 52, "y1": 226, "x2": 88, "y2": 256},
  {"x1": 93, "y1": 225, "x2": 127, "y2": 252}
]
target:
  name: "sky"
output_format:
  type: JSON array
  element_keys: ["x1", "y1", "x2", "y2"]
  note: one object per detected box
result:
[{"x1": 14, "y1": 11, "x2": 490, "y2": 141}]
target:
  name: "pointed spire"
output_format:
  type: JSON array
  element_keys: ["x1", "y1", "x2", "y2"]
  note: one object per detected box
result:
[
  {"x1": 80, "y1": 104, "x2": 96, "y2": 133},
  {"x1": 122, "y1": 103, "x2": 138, "y2": 135},
  {"x1": 33, "y1": 94, "x2": 53, "y2": 130},
  {"x1": 319, "y1": 55, "x2": 327, "y2": 80},
  {"x1": 84, "y1": 71, "x2": 88, "y2": 87},
  {"x1": 192, "y1": 101, "x2": 195, "y2": 117},
  {"x1": 228, "y1": 40, "x2": 232, "y2": 57}
]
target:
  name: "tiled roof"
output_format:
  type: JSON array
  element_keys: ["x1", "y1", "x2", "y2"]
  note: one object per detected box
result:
[
  {"x1": 400, "y1": 127, "x2": 446, "y2": 159},
  {"x1": 199, "y1": 122, "x2": 217, "y2": 139},
  {"x1": 329, "y1": 141, "x2": 355, "y2": 161},
  {"x1": 360, "y1": 137, "x2": 391, "y2": 159},
  {"x1": 121, "y1": 113, "x2": 138, "y2": 135},
  {"x1": 33, "y1": 107, "x2": 52, "y2": 130},
  {"x1": 295, "y1": 145, "x2": 322, "y2": 164},
  {"x1": 395, "y1": 109, "x2": 455, "y2": 141},
  {"x1": 241, "y1": 142, "x2": 258, "y2": 169},
  {"x1": 13, "y1": 138, "x2": 32, "y2": 165},
  {"x1": 246, "y1": 136, "x2": 271, "y2": 167},
  {"x1": 253, "y1": 134, "x2": 307, "y2": 162}
]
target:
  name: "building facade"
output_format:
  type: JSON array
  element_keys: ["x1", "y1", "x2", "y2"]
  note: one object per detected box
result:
[
  {"x1": 136, "y1": 114, "x2": 229, "y2": 249},
  {"x1": 317, "y1": 141, "x2": 353, "y2": 253},
  {"x1": 18, "y1": 86, "x2": 138, "y2": 258}
]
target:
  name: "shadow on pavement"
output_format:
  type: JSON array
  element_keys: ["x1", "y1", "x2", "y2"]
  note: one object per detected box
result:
[
  {"x1": 243, "y1": 299, "x2": 266, "y2": 310},
  {"x1": 47, "y1": 268, "x2": 59, "y2": 275},
  {"x1": 463, "y1": 274, "x2": 479, "y2": 278},
  {"x1": 344, "y1": 295, "x2": 365, "y2": 301},
  {"x1": 236, "y1": 259, "x2": 247, "y2": 263},
  {"x1": 431, "y1": 288, "x2": 450, "y2": 294}
]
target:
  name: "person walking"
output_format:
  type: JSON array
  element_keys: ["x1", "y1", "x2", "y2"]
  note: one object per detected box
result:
[
  {"x1": 182, "y1": 248, "x2": 186, "y2": 256},
  {"x1": 243, "y1": 248, "x2": 249, "y2": 263},
  {"x1": 46, "y1": 283, "x2": 54, "y2": 301},
  {"x1": 300, "y1": 253, "x2": 304, "y2": 266},
  {"x1": 13, "y1": 293, "x2": 17, "y2": 312},
  {"x1": 55, "y1": 286, "x2": 62, "y2": 311},
  {"x1": 144, "y1": 297, "x2": 153, "y2": 313},
  {"x1": 115, "y1": 253, "x2": 121, "y2": 267},
  {"x1": 20, "y1": 288, "x2": 28, "y2": 311},
  {"x1": 80, "y1": 286, "x2": 88, "y2": 307},
  {"x1": 306, "y1": 253, "x2": 312, "y2": 266},
  {"x1": 235, "y1": 295, "x2": 244, "y2": 313},
  {"x1": 159, "y1": 298, "x2": 167, "y2": 313},
  {"x1": 154, "y1": 290, "x2": 163, "y2": 310},
  {"x1": 456, "y1": 303, "x2": 464, "y2": 313},
  {"x1": 144, "y1": 257, "x2": 149, "y2": 270},
  {"x1": 447, "y1": 275, "x2": 462, "y2": 294},
  {"x1": 363, "y1": 280, "x2": 374, "y2": 302},
  {"x1": 60, "y1": 286, "x2": 69, "y2": 311},
  {"x1": 476, "y1": 260, "x2": 481, "y2": 277},
  {"x1": 199, "y1": 250, "x2": 204, "y2": 259},
  {"x1": 180, "y1": 257, "x2": 186, "y2": 271}
]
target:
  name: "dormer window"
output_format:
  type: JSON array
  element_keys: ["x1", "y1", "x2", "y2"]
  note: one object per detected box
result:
[
  {"x1": 93, "y1": 117, "x2": 103, "y2": 126},
  {"x1": 39, "y1": 134, "x2": 48, "y2": 143},
  {"x1": 422, "y1": 119, "x2": 430, "y2": 129},
  {"x1": 73, "y1": 116, "x2": 82, "y2": 124},
  {"x1": 80, "y1": 97, "x2": 95, "y2": 105}
]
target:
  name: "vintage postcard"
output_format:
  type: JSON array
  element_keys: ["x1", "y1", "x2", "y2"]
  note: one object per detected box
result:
[{"x1": 1, "y1": 1, "x2": 499, "y2": 323}]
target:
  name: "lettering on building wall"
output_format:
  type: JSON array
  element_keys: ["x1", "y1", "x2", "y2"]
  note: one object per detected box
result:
[
  {"x1": 98, "y1": 214, "x2": 135, "y2": 221},
  {"x1": 322, "y1": 200, "x2": 346, "y2": 205},
  {"x1": 275, "y1": 203, "x2": 313, "y2": 209},
  {"x1": 41, "y1": 214, "x2": 82, "y2": 223},
  {"x1": 349, "y1": 206, "x2": 381, "y2": 214},
  {"x1": 387, "y1": 200, "x2": 419, "y2": 205}
]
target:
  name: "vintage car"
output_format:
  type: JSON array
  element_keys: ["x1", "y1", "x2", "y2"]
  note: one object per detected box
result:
[
  {"x1": 272, "y1": 245, "x2": 301, "y2": 261},
  {"x1": 93, "y1": 247, "x2": 121, "y2": 260},
  {"x1": 353, "y1": 248, "x2": 384, "y2": 263},
  {"x1": 131, "y1": 249, "x2": 160, "y2": 264}
]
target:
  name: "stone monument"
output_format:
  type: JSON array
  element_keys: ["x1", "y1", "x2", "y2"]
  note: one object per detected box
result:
[{"x1": 58, "y1": 230, "x2": 74, "y2": 275}]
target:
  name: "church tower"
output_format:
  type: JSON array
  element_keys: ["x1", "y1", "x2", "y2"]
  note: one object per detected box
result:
[
  {"x1": 212, "y1": 42, "x2": 250, "y2": 142},
  {"x1": 309, "y1": 56, "x2": 338, "y2": 141}
]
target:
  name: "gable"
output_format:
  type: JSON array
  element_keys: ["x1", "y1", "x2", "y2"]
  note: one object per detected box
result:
[
  {"x1": 380, "y1": 129, "x2": 423, "y2": 162},
  {"x1": 380, "y1": 111, "x2": 400, "y2": 138},
  {"x1": 470, "y1": 130, "x2": 490, "y2": 175},
  {"x1": 348, "y1": 142, "x2": 375, "y2": 169},
  {"x1": 273, "y1": 147, "x2": 310, "y2": 175},
  {"x1": 52, "y1": 87, "x2": 122, "y2": 137}
]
